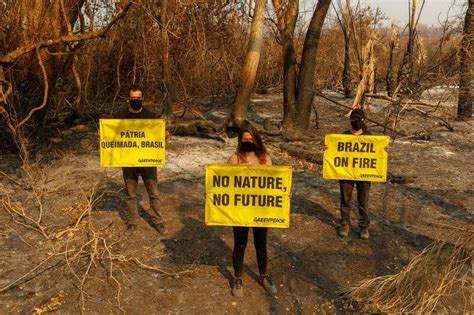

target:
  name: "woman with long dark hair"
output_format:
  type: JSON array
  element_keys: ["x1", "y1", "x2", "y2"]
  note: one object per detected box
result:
[{"x1": 227, "y1": 124, "x2": 277, "y2": 298}]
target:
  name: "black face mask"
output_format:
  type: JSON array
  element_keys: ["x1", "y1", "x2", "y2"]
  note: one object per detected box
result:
[
  {"x1": 241, "y1": 141, "x2": 257, "y2": 152},
  {"x1": 129, "y1": 99, "x2": 143, "y2": 111},
  {"x1": 351, "y1": 119, "x2": 365, "y2": 131}
]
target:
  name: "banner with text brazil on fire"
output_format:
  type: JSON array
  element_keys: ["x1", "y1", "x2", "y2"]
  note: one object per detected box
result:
[
  {"x1": 205, "y1": 164, "x2": 292, "y2": 228},
  {"x1": 100, "y1": 119, "x2": 166, "y2": 167},
  {"x1": 323, "y1": 134, "x2": 390, "y2": 182}
]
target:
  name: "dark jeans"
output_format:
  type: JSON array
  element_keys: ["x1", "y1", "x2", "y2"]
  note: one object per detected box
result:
[
  {"x1": 122, "y1": 167, "x2": 163, "y2": 224},
  {"x1": 232, "y1": 226, "x2": 268, "y2": 278},
  {"x1": 339, "y1": 180, "x2": 371, "y2": 228}
]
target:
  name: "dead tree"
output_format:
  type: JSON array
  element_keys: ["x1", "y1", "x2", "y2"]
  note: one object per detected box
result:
[
  {"x1": 294, "y1": 0, "x2": 332, "y2": 129},
  {"x1": 2, "y1": 0, "x2": 86, "y2": 143},
  {"x1": 0, "y1": 2, "x2": 132, "y2": 158},
  {"x1": 155, "y1": 0, "x2": 173, "y2": 122},
  {"x1": 397, "y1": 0, "x2": 425, "y2": 96},
  {"x1": 458, "y1": 0, "x2": 473, "y2": 119},
  {"x1": 272, "y1": 0, "x2": 298, "y2": 129},
  {"x1": 272, "y1": 0, "x2": 332, "y2": 131},
  {"x1": 335, "y1": 0, "x2": 354, "y2": 98},
  {"x1": 231, "y1": 0, "x2": 266, "y2": 127},
  {"x1": 386, "y1": 22, "x2": 399, "y2": 97},
  {"x1": 352, "y1": 35, "x2": 376, "y2": 110},
  {"x1": 133, "y1": 0, "x2": 174, "y2": 122}
]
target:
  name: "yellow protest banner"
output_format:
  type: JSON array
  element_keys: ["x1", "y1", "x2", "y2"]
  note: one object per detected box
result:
[
  {"x1": 323, "y1": 134, "x2": 390, "y2": 182},
  {"x1": 100, "y1": 119, "x2": 165, "y2": 167},
  {"x1": 205, "y1": 164, "x2": 292, "y2": 228}
]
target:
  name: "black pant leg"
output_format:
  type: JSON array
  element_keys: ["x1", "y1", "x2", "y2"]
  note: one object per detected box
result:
[
  {"x1": 123, "y1": 167, "x2": 140, "y2": 221},
  {"x1": 141, "y1": 167, "x2": 163, "y2": 224},
  {"x1": 339, "y1": 180, "x2": 354, "y2": 225},
  {"x1": 356, "y1": 181, "x2": 371, "y2": 228},
  {"x1": 252, "y1": 227, "x2": 268, "y2": 276},
  {"x1": 232, "y1": 226, "x2": 249, "y2": 278}
]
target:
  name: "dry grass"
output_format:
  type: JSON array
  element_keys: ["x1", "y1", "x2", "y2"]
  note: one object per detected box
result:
[
  {"x1": 0, "y1": 159, "x2": 191, "y2": 312},
  {"x1": 341, "y1": 233, "x2": 473, "y2": 313}
]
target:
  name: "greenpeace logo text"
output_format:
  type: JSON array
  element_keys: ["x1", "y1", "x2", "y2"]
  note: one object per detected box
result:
[
  {"x1": 253, "y1": 217, "x2": 286, "y2": 224},
  {"x1": 138, "y1": 158, "x2": 162, "y2": 163},
  {"x1": 360, "y1": 174, "x2": 383, "y2": 179}
]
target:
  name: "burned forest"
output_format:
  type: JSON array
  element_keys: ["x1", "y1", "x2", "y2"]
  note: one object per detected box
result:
[{"x1": 0, "y1": 0, "x2": 473, "y2": 313}]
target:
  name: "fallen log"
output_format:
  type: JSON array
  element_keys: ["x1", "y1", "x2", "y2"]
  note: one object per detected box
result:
[
  {"x1": 279, "y1": 143, "x2": 323, "y2": 165},
  {"x1": 315, "y1": 91, "x2": 407, "y2": 137},
  {"x1": 168, "y1": 120, "x2": 226, "y2": 142}
]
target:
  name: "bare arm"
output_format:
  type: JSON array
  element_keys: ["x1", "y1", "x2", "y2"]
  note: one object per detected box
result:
[
  {"x1": 228, "y1": 154, "x2": 239, "y2": 165},
  {"x1": 264, "y1": 153, "x2": 272, "y2": 165}
]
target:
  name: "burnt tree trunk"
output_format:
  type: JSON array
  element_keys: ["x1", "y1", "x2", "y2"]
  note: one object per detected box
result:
[
  {"x1": 294, "y1": 0, "x2": 331, "y2": 130},
  {"x1": 272, "y1": 0, "x2": 330, "y2": 131},
  {"x1": 156, "y1": 0, "x2": 173, "y2": 122},
  {"x1": 231, "y1": 0, "x2": 266, "y2": 126},
  {"x1": 22, "y1": 1, "x2": 84, "y2": 142},
  {"x1": 0, "y1": 0, "x2": 85, "y2": 145},
  {"x1": 386, "y1": 23, "x2": 399, "y2": 97},
  {"x1": 341, "y1": 0, "x2": 353, "y2": 98},
  {"x1": 397, "y1": 0, "x2": 423, "y2": 96},
  {"x1": 272, "y1": 0, "x2": 298, "y2": 129},
  {"x1": 281, "y1": 35, "x2": 298, "y2": 128},
  {"x1": 342, "y1": 35, "x2": 353, "y2": 98},
  {"x1": 352, "y1": 36, "x2": 375, "y2": 110},
  {"x1": 458, "y1": 0, "x2": 473, "y2": 119}
]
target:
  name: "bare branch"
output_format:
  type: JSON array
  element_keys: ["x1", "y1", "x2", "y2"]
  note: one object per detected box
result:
[
  {"x1": 14, "y1": 46, "x2": 49, "y2": 131},
  {"x1": 0, "y1": 2, "x2": 132, "y2": 64}
]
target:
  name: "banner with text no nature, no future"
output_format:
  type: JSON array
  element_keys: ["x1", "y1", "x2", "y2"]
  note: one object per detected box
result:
[
  {"x1": 205, "y1": 164, "x2": 292, "y2": 228},
  {"x1": 323, "y1": 134, "x2": 390, "y2": 182},
  {"x1": 100, "y1": 119, "x2": 166, "y2": 167}
]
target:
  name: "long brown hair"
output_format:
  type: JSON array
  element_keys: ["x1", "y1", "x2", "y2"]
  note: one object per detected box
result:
[{"x1": 236, "y1": 125, "x2": 268, "y2": 164}]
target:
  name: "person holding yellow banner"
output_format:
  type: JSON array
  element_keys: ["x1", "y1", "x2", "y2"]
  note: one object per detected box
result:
[
  {"x1": 227, "y1": 125, "x2": 277, "y2": 298},
  {"x1": 116, "y1": 86, "x2": 167, "y2": 234},
  {"x1": 338, "y1": 108, "x2": 372, "y2": 240}
]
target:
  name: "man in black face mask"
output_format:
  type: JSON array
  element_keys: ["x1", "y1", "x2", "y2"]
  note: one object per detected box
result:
[
  {"x1": 115, "y1": 85, "x2": 167, "y2": 234},
  {"x1": 338, "y1": 108, "x2": 372, "y2": 240}
]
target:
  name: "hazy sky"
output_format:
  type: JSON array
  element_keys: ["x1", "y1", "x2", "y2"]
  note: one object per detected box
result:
[
  {"x1": 301, "y1": 0, "x2": 465, "y2": 26},
  {"x1": 361, "y1": 0, "x2": 464, "y2": 26}
]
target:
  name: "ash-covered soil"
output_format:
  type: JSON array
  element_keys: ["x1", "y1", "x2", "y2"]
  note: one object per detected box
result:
[{"x1": 0, "y1": 90, "x2": 472, "y2": 313}]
